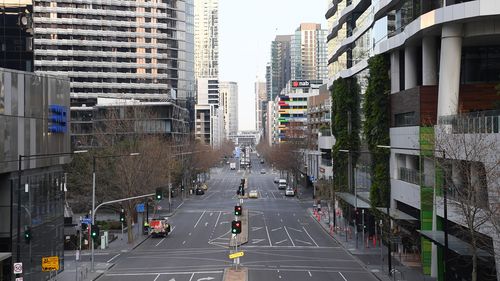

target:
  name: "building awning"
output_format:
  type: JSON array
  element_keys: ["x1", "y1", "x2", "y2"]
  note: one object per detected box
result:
[
  {"x1": 418, "y1": 230, "x2": 492, "y2": 257},
  {"x1": 0, "y1": 252, "x2": 11, "y2": 262},
  {"x1": 376, "y1": 207, "x2": 418, "y2": 221},
  {"x1": 336, "y1": 192, "x2": 371, "y2": 209}
]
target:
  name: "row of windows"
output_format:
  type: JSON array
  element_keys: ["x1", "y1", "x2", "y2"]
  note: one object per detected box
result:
[
  {"x1": 37, "y1": 66, "x2": 178, "y2": 74},
  {"x1": 72, "y1": 87, "x2": 174, "y2": 94}
]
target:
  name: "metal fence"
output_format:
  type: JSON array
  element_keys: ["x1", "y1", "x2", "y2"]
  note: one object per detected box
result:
[{"x1": 439, "y1": 110, "x2": 500, "y2": 134}]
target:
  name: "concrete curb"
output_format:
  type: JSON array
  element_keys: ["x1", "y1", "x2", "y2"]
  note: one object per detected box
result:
[
  {"x1": 307, "y1": 209, "x2": 390, "y2": 281},
  {"x1": 92, "y1": 263, "x2": 115, "y2": 281}
]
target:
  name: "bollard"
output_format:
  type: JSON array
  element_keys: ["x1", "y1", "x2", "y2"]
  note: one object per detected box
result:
[
  {"x1": 104, "y1": 231, "x2": 109, "y2": 247},
  {"x1": 101, "y1": 235, "x2": 106, "y2": 249}
]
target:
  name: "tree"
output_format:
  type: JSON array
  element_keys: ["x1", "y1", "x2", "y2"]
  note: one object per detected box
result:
[
  {"x1": 363, "y1": 54, "x2": 391, "y2": 207},
  {"x1": 433, "y1": 114, "x2": 500, "y2": 281}
]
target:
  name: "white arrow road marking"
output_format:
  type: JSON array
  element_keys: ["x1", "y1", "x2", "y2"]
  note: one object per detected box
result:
[
  {"x1": 251, "y1": 227, "x2": 263, "y2": 231},
  {"x1": 252, "y1": 239, "x2": 265, "y2": 244},
  {"x1": 287, "y1": 227, "x2": 302, "y2": 233},
  {"x1": 308, "y1": 271, "x2": 312, "y2": 277},
  {"x1": 295, "y1": 239, "x2": 312, "y2": 245},
  {"x1": 271, "y1": 227, "x2": 282, "y2": 232},
  {"x1": 197, "y1": 277, "x2": 215, "y2": 281},
  {"x1": 205, "y1": 222, "x2": 209, "y2": 227},
  {"x1": 275, "y1": 239, "x2": 287, "y2": 244},
  {"x1": 169, "y1": 278, "x2": 176, "y2": 281}
]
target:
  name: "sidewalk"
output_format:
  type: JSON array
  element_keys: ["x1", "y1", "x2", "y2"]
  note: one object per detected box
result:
[{"x1": 308, "y1": 208, "x2": 437, "y2": 281}]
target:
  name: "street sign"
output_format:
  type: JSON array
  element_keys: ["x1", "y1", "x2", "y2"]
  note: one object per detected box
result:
[
  {"x1": 42, "y1": 256, "x2": 59, "y2": 272},
  {"x1": 13, "y1": 262, "x2": 22, "y2": 274},
  {"x1": 80, "y1": 218, "x2": 91, "y2": 224},
  {"x1": 136, "y1": 203, "x2": 145, "y2": 213},
  {"x1": 229, "y1": 251, "x2": 244, "y2": 259}
]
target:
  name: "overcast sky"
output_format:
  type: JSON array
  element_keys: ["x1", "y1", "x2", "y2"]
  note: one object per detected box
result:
[{"x1": 219, "y1": 0, "x2": 328, "y2": 131}]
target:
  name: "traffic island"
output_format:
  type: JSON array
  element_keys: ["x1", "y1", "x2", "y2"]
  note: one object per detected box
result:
[
  {"x1": 223, "y1": 267, "x2": 248, "y2": 281},
  {"x1": 229, "y1": 211, "x2": 248, "y2": 246}
]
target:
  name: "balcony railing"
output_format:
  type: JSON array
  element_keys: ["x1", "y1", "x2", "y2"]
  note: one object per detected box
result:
[
  {"x1": 399, "y1": 167, "x2": 420, "y2": 185},
  {"x1": 439, "y1": 110, "x2": 500, "y2": 134}
]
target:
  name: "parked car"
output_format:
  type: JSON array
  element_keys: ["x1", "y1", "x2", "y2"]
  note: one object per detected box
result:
[
  {"x1": 249, "y1": 190, "x2": 258, "y2": 198},
  {"x1": 260, "y1": 169, "x2": 266, "y2": 174},
  {"x1": 195, "y1": 188, "x2": 205, "y2": 195},
  {"x1": 285, "y1": 187, "x2": 295, "y2": 197},
  {"x1": 273, "y1": 177, "x2": 280, "y2": 184}
]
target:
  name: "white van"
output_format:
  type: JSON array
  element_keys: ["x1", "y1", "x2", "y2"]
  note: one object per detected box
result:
[{"x1": 278, "y1": 179, "x2": 287, "y2": 190}]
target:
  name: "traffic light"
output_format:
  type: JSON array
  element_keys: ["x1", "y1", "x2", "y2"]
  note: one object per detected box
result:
[
  {"x1": 155, "y1": 188, "x2": 163, "y2": 200},
  {"x1": 234, "y1": 205, "x2": 242, "y2": 216},
  {"x1": 119, "y1": 210, "x2": 125, "y2": 223},
  {"x1": 231, "y1": 220, "x2": 242, "y2": 234},
  {"x1": 81, "y1": 222, "x2": 88, "y2": 231},
  {"x1": 90, "y1": 224, "x2": 100, "y2": 240},
  {"x1": 24, "y1": 227, "x2": 31, "y2": 243}
]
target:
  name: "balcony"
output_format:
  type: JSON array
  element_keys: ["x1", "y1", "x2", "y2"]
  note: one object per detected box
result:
[
  {"x1": 439, "y1": 110, "x2": 500, "y2": 134},
  {"x1": 398, "y1": 167, "x2": 420, "y2": 185}
]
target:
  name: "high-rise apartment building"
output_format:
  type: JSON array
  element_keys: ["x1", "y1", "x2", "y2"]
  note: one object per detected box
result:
[
  {"x1": 291, "y1": 23, "x2": 328, "y2": 81},
  {"x1": 194, "y1": 0, "x2": 218, "y2": 78},
  {"x1": 220, "y1": 81, "x2": 238, "y2": 138},
  {"x1": 255, "y1": 80, "x2": 267, "y2": 132},
  {"x1": 326, "y1": 1, "x2": 500, "y2": 280},
  {"x1": 269, "y1": 35, "x2": 291, "y2": 101},
  {"x1": 0, "y1": 0, "x2": 195, "y2": 103}
]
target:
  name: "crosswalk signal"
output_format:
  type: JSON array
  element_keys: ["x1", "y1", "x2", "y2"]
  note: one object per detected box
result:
[
  {"x1": 90, "y1": 224, "x2": 100, "y2": 240},
  {"x1": 231, "y1": 220, "x2": 242, "y2": 234},
  {"x1": 234, "y1": 205, "x2": 242, "y2": 216},
  {"x1": 155, "y1": 188, "x2": 163, "y2": 200},
  {"x1": 24, "y1": 227, "x2": 32, "y2": 243},
  {"x1": 119, "y1": 210, "x2": 125, "y2": 223}
]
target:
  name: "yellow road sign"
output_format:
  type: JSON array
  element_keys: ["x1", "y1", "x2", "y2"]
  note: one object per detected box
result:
[
  {"x1": 42, "y1": 256, "x2": 59, "y2": 272},
  {"x1": 229, "y1": 251, "x2": 244, "y2": 259}
]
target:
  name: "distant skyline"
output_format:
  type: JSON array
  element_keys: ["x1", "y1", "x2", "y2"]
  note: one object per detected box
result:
[{"x1": 219, "y1": 0, "x2": 328, "y2": 131}]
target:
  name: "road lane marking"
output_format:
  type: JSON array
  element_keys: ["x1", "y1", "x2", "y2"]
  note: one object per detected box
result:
[
  {"x1": 188, "y1": 273, "x2": 195, "y2": 281},
  {"x1": 266, "y1": 226, "x2": 272, "y2": 246},
  {"x1": 153, "y1": 274, "x2": 161, "y2": 281},
  {"x1": 271, "y1": 192, "x2": 277, "y2": 199},
  {"x1": 288, "y1": 227, "x2": 302, "y2": 232},
  {"x1": 182, "y1": 241, "x2": 186, "y2": 245},
  {"x1": 339, "y1": 272, "x2": 348, "y2": 281},
  {"x1": 275, "y1": 239, "x2": 287, "y2": 244},
  {"x1": 302, "y1": 226, "x2": 319, "y2": 247},
  {"x1": 155, "y1": 238, "x2": 166, "y2": 247},
  {"x1": 251, "y1": 226, "x2": 263, "y2": 231},
  {"x1": 194, "y1": 211, "x2": 206, "y2": 228},
  {"x1": 271, "y1": 227, "x2": 282, "y2": 232},
  {"x1": 205, "y1": 222, "x2": 209, "y2": 227},
  {"x1": 284, "y1": 226, "x2": 295, "y2": 247},
  {"x1": 176, "y1": 201, "x2": 184, "y2": 210},
  {"x1": 214, "y1": 211, "x2": 221, "y2": 228},
  {"x1": 189, "y1": 232, "x2": 192, "y2": 236},
  {"x1": 171, "y1": 226, "x2": 176, "y2": 234},
  {"x1": 251, "y1": 239, "x2": 265, "y2": 244},
  {"x1": 295, "y1": 239, "x2": 312, "y2": 245},
  {"x1": 308, "y1": 271, "x2": 312, "y2": 277},
  {"x1": 106, "y1": 253, "x2": 120, "y2": 263}
]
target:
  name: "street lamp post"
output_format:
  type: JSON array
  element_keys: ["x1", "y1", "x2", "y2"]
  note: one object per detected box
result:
[
  {"x1": 16, "y1": 150, "x2": 88, "y2": 264},
  {"x1": 91, "y1": 152, "x2": 139, "y2": 271}
]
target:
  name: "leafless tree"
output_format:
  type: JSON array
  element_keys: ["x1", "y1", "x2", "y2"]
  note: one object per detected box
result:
[{"x1": 432, "y1": 113, "x2": 500, "y2": 281}]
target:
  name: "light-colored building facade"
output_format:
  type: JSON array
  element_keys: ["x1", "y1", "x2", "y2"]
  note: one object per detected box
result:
[
  {"x1": 30, "y1": 0, "x2": 194, "y2": 102},
  {"x1": 326, "y1": 1, "x2": 500, "y2": 280},
  {"x1": 195, "y1": 78, "x2": 223, "y2": 147},
  {"x1": 291, "y1": 23, "x2": 328, "y2": 81},
  {"x1": 194, "y1": 0, "x2": 218, "y2": 78},
  {"x1": 220, "y1": 81, "x2": 238, "y2": 138},
  {"x1": 255, "y1": 80, "x2": 267, "y2": 132}
]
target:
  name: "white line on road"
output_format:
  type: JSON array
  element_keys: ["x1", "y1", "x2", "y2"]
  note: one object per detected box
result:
[
  {"x1": 271, "y1": 192, "x2": 277, "y2": 200},
  {"x1": 302, "y1": 226, "x2": 319, "y2": 247},
  {"x1": 106, "y1": 253, "x2": 120, "y2": 263},
  {"x1": 153, "y1": 274, "x2": 161, "y2": 281},
  {"x1": 251, "y1": 239, "x2": 265, "y2": 244},
  {"x1": 339, "y1": 272, "x2": 348, "y2": 281},
  {"x1": 170, "y1": 226, "x2": 176, "y2": 234},
  {"x1": 155, "y1": 238, "x2": 166, "y2": 247},
  {"x1": 176, "y1": 201, "x2": 184, "y2": 210},
  {"x1": 271, "y1": 227, "x2": 282, "y2": 232},
  {"x1": 194, "y1": 211, "x2": 206, "y2": 228},
  {"x1": 308, "y1": 271, "x2": 312, "y2": 277},
  {"x1": 288, "y1": 227, "x2": 302, "y2": 232},
  {"x1": 205, "y1": 222, "x2": 209, "y2": 227},
  {"x1": 295, "y1": 239, "x2": 312, "y2": 245},
  {"x1": 284, "y1": 226, "x2": 295, "y2": 247},
  {"x1": 188, "y1": 273, "x2": 195, "y2": 281},
  {"x1": 266, "y1": 226, "x2": 272, "y2": 246},
  {"x1": 275, "y1": 239, "x2": 287, "y2": 245},
  {"x1": 214, "y1": 211, "x2": 222, "y2": 228}
]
